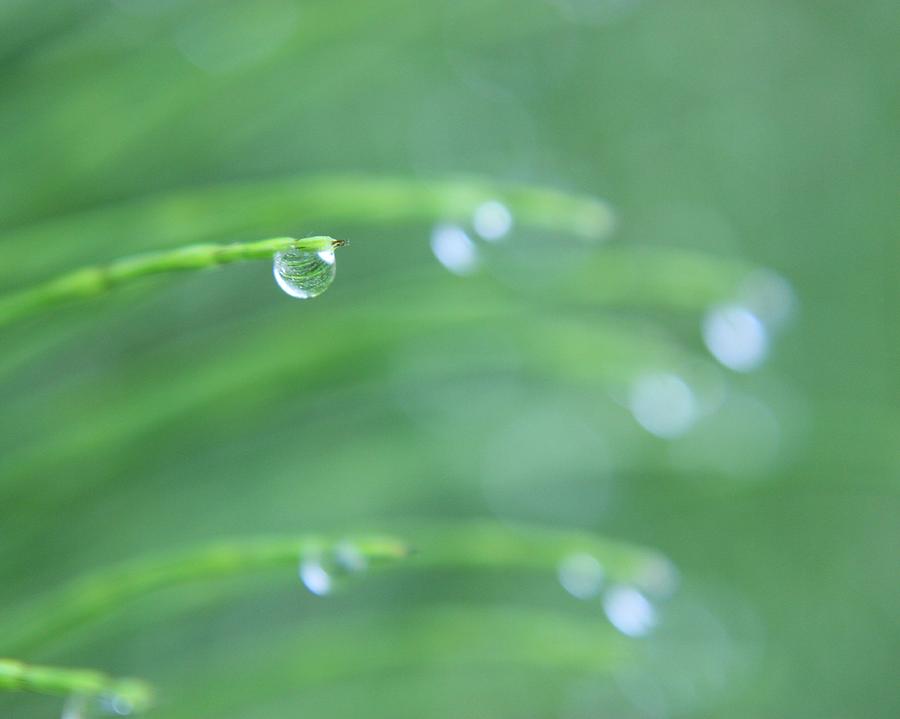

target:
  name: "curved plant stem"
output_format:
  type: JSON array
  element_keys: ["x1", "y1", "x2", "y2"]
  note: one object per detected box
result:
[
  {"x1": 2, "y1": 523, "x2": 665, "y2": 657},
  {"x1": 406, "y1": 520, "x2": 671, "y2": 580},
  {"x1": 0, "y1": 236, "x2": 343, "y2": 329},
  {"x1": 0, "y1": 657, "x2": 153, "y2": 711},
  {"x1": 0, "y1": 175, "x2": 615, "y2": 289},
  {"x1": 2, "y1": 534, "x2": 409, "y2": 657}
]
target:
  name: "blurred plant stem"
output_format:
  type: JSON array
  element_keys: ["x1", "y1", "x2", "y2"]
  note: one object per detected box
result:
[
  {"x1": 0, "y1": 657, "x2": 153, "y2": 712},
  {"x1": 2, "y1": 535, "x2": 409, "y2": 657},
  {"x1": 2, "y1": 523, "x2": 665, "y2": 658}
]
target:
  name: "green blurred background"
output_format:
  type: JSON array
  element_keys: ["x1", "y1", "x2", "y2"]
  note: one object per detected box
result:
[{"x1": 1, "y1": 0, "x2": 897, "y2": 717}]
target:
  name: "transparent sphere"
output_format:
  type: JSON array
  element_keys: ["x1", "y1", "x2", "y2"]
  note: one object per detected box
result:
[{"x1": 273, "y1": 247, "x2": 336, "y2": 299}]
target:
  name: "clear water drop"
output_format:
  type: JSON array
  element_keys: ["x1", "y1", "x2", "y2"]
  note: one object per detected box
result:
[
  {"x1": 273, "y1": 247, "x2": 336, "y2": 299},
  {"x1": 603, "y1": 585, "x2": 658, "y2": 637},
  {"x1": 558, "y1": 552, "x2": 605, "y2": 599}
]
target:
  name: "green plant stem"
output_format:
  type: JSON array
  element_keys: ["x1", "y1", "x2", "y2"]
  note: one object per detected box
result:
[
  {"x1": 2, "y1": 534, "x2": 408, "y2": 657},
  {"x1": 2, "y1": 523, "x2": 663, "y2": 658},
  {"x1": 0, "y1": 236, "x2": 342, "y2": 329},
  {"x1": 0, "y1": 657, "x2": 153, "y2": 711},
  {"x1": 0, "y1": 175, "x2": 615, "y2": 289}
]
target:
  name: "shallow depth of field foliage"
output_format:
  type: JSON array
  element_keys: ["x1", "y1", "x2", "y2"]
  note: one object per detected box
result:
[{"x1": 1, "y1": 1, "x2": 897, "y2": 718}]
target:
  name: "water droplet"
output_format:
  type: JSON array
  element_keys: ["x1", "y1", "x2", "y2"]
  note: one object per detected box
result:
[
  {"x1": 629, "y1": 372, "x2": 698, "y2": 439},
  {"x1": 737, "y1": 270, "x2": 796, "y2": 330},
  {"x1": 273, "y1": 247, "x2": 336, "y2": 299},
  {"x1": 62, "y1": 695, "x2": 88, "y2": 719},
  {"x1": 299, "y1": 541, "x2": 369, "y2": 597},
  {"x1": 633, "y1": 556, "x2": 680, "y2": 599},
  {"x1": 558, "y1": 552, "x2": 605, "y2": 599},
  {"x1": 603, "y1": 585, "x2": 657, "y2": 637},
  {"x1": 62, "y1": 694, "x2": 135, "y2": 719},
  {"x1": 473, "y1": 200, "x2": 513, "y2": 241},
  {"x1": 98, "y1": 694, "x2": 134, "y2": 717},
  {"x1": 430, "y1": 224, "x2": 479, "y2": 275},
  {"x1": 333, "y1": 540, "x2": 368, "y2": 572},
  {"x1": 299, "y1": 553, "x2": 333, "y2": 596},
  {"x1": 702, "y1": 304, "x2": 768, "y2": 372}
]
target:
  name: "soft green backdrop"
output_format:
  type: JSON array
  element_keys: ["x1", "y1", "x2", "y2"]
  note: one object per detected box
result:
[{"x1": 1, "y1": 1, "x2": 896, "y2": 717}]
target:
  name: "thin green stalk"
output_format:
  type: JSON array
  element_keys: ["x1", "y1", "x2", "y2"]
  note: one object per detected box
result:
[
  {"x1": 0, "y1": 657, "x2": 152, "y2": 712},
  {"x1": 0, "y1": 236, "x2": 343, "y2": 329},
  {"x1": 2, "y1": 534, "x2": 408, "y2": 657},
  {"x1": 2, "y1": 523, "x2": 665, "y2": 657},
  {"x1": 0, "y1": 175, "x2": 615, "y2": 288}
]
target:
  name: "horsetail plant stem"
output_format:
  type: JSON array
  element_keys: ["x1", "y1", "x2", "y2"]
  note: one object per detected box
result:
[
  {"x1": 2, "y1": 523, "x2": 665, "y2": 658},
  {"x1": 0, "y1": 236, "x2": 345, "y2": 329},
  {"x1": 0, "y1": 657, "x2": 153, "y2": 712},
  {"x1": 2, "y1": 534, "x2": 409, "y2": 657}
]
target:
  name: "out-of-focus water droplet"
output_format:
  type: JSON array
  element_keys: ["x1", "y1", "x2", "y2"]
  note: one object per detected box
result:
[
  {"x1": 604, "y1": 585, "x2": 657, "y2": 637},
  {"x1": 473, "y1": 200, "x2": 513, "y2": 241},
  {"x1": 98, "y1": 694, "x2": 134, "y2": 717},
  {"x1": 703, "y1": 304, "x2": 768, "y2": 372},
  {"x1": 430, "y1": 224, "x2": 479, "y2": 275},
  {"x1": 633, "y1": 556, "x2": 680, "y2": 599},
  {"x1": 62, "y1": 694, "x2": 134, "y2": 719},
  {"x1": 738, "y1": 270, "x2": 796, "y2": 330},
  {"x1": 334, "y1": 540, "x2": 368, "y2": 573},
  {"x1": 62, "y1": 695, "x2": 88, "y2": 719},
  {"x1": 558, "y1": 552, "x2": 605, "y2": 599},
  {"x1": 629, "y1": 372, "x2": 698, "y2": 439},
  {"x1": 299, "y1": 553, "x2": 333, "y2": 596},
  {"x1": 273, "y1": 247, "x2": 336, "y2": 299},
  {"x1": 299, "y1": 541, "x2": 369, "y2": 597}
]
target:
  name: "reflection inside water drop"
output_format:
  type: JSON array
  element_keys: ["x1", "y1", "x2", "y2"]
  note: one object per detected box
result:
[
  {"x1": 604, "y1": 585, "x2": 657, "y2": 637},
  {"x1": 558, "y1": 553, "x2": 605, "y2": 599},
  {"x1": 273, "y1": 247, "x2": 336, "y2": 299}
]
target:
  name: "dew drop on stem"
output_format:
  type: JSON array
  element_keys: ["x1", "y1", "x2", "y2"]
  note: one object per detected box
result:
[{"x1": 273, "y1": 247, "x2": 336, "y2": 299}]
